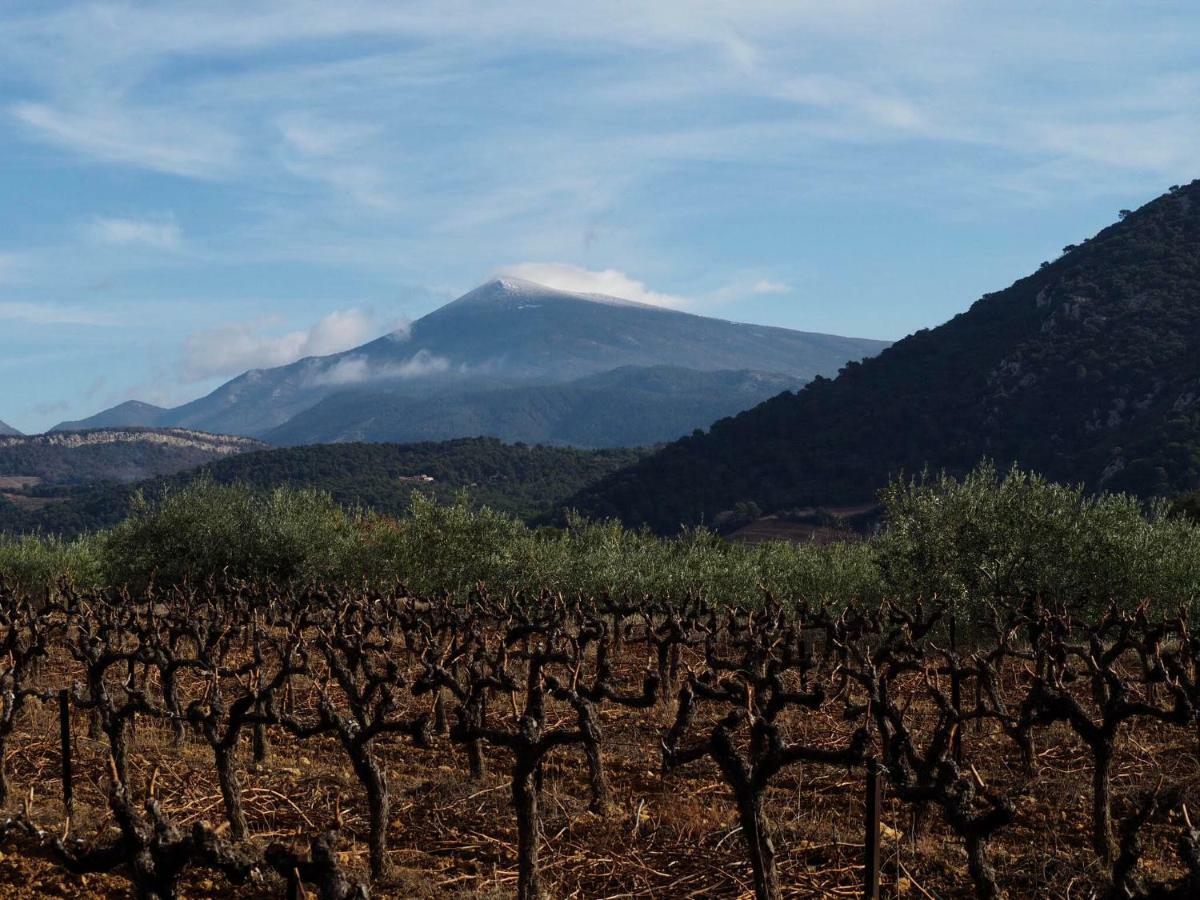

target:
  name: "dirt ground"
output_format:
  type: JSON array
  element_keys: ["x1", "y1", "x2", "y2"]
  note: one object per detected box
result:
[{"x1": 0, "y1": 642, "x2": 1196, "y2": 899}]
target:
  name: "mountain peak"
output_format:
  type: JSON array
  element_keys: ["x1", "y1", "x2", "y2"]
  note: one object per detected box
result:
[
  {"x1": 0, "y1": 419, "x2": 21, "y2": 437},
  {"x1": 449, "y1": 277, "x2": 659, "y2": 312},
  {"x1": 55, "y1": 274, "x2": 890, "y2": 440},
  {"x1": 51, "y1": 399, "x2": 167, "y2": 433}
]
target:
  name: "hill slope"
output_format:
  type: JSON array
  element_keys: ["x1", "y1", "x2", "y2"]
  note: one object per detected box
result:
[
  {"x1": 0, "y1": 429, "x2": 264, "y2": 486},
  {"x1": 569, "y1": 181, "x2": 1200, "y2": 530},
  {"x1": 266, "y1": 366, "x2": 801, "y2": 447},
  {"x1": 64, "y1": 278, "x2": 888, "y2": 439},
  {"x1": 52, "y1": 401, "x2": 167, "y2": 432},
  {"x1": 0, "y1": 438, "x2": 644, "y2": 536},
  {"x1": 0, "y1": 421, "x2": 20, "y2": 437}
]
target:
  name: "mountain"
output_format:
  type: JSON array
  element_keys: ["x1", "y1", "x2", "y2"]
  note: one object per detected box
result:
[
  {"x1": 265, "y1": 366, "x2": 802, "y2": 447},
  {"x1": 67, "y1": 278, "x2": 889, "y2": 440},
  {"x1": 0, "y1": 438, "x2": 645, "y2": 537},
  {"x1": 0, "y1": 428, "x2": 265, "y2": 486},
  {"x1": 568, "y1": 181, "x2": 1200, "y2": 531},
  {"x1": 0, "y1": 421, "x2": 20, "y2": 437},
  {"x1": 52, "y1": 400, "x2": 167, "y2": 432}
]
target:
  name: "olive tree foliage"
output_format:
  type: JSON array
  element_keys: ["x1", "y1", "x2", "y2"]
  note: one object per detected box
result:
[
  {"x1": 350, "y1": 500, "x2": 880, "y2": 608},
  {"x1": 103, "y1": 477, "x2": 355, "y2": 591},
  {"x1": 0, "y1": 532, "x2": 105, "y2": 591},
  {"x1": 5, "y1": 465, "x2": 1199, "y2": 620},
  {"x1": 875, "y1": 462, "x2": 1200, "y2": 619}
]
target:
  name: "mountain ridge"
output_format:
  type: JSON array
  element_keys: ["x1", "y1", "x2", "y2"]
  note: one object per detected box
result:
[
  {"x1": 58, "y1": 279, "x2": 889, "y2": 442},
  {"x1": 53, "y1": 400, "x2": 168, "y2": 432},
  {"x1": 0, "y1": 428, "x2": 266, "y2": 487}
]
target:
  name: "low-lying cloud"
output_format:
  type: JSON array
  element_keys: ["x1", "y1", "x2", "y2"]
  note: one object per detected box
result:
[
  {"x1": 181, "y1": 308, "x2": 397, "y2": 381},
  {"x1": 309, "y1": 349, "x2": 451, "y2": 386},
  {"x1": 493, "y1": 262, "x2": 691, "y2": 309}
]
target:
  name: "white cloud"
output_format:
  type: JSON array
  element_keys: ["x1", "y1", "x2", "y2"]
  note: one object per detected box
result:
[
  {"x1": 0, "y1": 301, "x2": 113, "y2": 326},
  {"x1": 86, "y1": 216, "x2": 181, "y2": 250},
  {"x1": 181, "y1": 308, "x2": 385, "y2": 381},
  {"x1": 277, "y1": 114, "x2": 379, "y2": 158},
  {"x1": 493, "y1": 262, "x2": 691, "y2": 309},
  {"x1": 310, "y1": 349, "x2": 451, "y2": 386},
  {"x1": 12, "y1": 102, "x2": 237, "y2": 179},
  {"x1": 275, "y1": 114, "x2": 395, "y2": 210},
  {"x1": 751, "y1": 279, "x2": 791, "y2": 295}
]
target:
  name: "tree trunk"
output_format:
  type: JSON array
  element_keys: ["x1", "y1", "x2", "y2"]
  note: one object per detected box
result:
[
  {"x1": 1092, "y1": 742, "x2": 1114, "y2": 861},
  {"x1": 108, "y1": 720, "x2": 130, "y2": 787},
  {"x1": 0, "y1": 739, "x2": 9, "y2": 807},
  {"x1": 513, "y1": 764, "x2": 542, "y2": 900},
  {"x1": 583, "y1": 729, "x2": 608, "y2": 815},
  {"x1": 574, "y1": 685, "x2": 608, "y2": 816},
  {"x1": 215, "y1": 743, "x2": 248, "y2": 842},
  {"x1": 467, "y1": 696, "x2": 487, "y2": 779},
  {"x1": 162, "y1": 671, "x2": 184, "y2": 745},
  {"x1": 735, "y1": 788, "x2": 780, "y2": 900},
  {"x1": 252, "y1": 699, "x2": 269, "y2": 765},
  {"x1": 965, "y1": 833, "x2": 1004, "y2": 900},
  {"x1": 354, "y1": 751, "x2": 391, "y2": 882},
  {"x1": 433, "y1": 688, "x2": 448, "y2": 736},
  {"x1": 656, "y1": 644, "x2": 671, "y2": 704}
]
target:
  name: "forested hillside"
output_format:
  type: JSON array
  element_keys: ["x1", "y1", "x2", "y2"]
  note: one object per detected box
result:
[
  {"x1": 0, "y1": 429, "x2": 262, "y2": 485},
  {"x1": 570, "y1": 181, "x2": 1200, "y2": 530},
  {"x1": 0, "y1": 438, "x2": 644, "y2": 536}
]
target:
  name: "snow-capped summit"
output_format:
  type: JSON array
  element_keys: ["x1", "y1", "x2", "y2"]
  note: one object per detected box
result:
[{"x1": 59, "y1": 279, "x2": 889, "y2": 441}]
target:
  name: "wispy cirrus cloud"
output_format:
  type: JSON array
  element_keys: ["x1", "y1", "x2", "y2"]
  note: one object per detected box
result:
[
  {"x1": 0, "y1": 300, "x2": 114, "y2": 327},
  {"x1": 12, "y1": 102, "x2": 238, "y2": 178},
  {"x1": 86, "y1": 216, "x2": 182, "y2": 250},
  {"x1": 3, "y1": 2, "x2": 1200, "y2": 433}
]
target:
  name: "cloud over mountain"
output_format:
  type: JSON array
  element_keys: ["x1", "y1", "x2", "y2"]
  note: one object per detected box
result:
[
  {"x1": 181, "y1": 308, "x2": 394, "y2": 381},
  {"x1": 493, "y1": 263, "x2": 691, "y2": 309}
]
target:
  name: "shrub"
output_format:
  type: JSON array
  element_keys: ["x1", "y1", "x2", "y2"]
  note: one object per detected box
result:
[
  {"x1": 876, "y1": 461, "x2": 1200, "y2": 620},
  {"x1": 103, "y1": 477, "x2": 352, "y2": 590},
  {"x1": 0, "y1": 531, "x2": 105, "y2": 592}
]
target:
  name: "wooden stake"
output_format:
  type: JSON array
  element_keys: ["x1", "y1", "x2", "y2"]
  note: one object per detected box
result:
[{"x1": 864, "y1": 757, "x2": 881, "y2": 900}]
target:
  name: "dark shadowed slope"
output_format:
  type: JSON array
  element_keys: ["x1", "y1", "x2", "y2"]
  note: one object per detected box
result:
[
  {"x1": 265, "y1": 367, "x2": 802, "y2": 448},
  {"x1": 568, "y1": 181, "x2": 1200, "y2": 531}
]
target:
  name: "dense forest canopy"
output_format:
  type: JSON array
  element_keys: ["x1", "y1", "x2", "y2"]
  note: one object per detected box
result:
[{"x1": 0, "y1": 438, "x2": 645, "y2": 537}]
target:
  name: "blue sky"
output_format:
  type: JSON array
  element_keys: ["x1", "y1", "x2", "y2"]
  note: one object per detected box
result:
[{"x1": 1, "y1": 1, "x2": 1197, "y2": 433}]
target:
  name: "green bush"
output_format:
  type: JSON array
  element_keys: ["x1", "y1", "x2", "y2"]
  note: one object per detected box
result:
[
  {"x1": 0, "y1": 531, "x2": 105, "y2": 592},
  {"x1": 876, "y1": 461, "x2": 1200, "y2": 619},
  {"x1": 103, "y1": 477, "x2": 352, "y2": 590},
  {"x1": 3, "y1": 465, "x2": 1196, "y2": 619}
]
